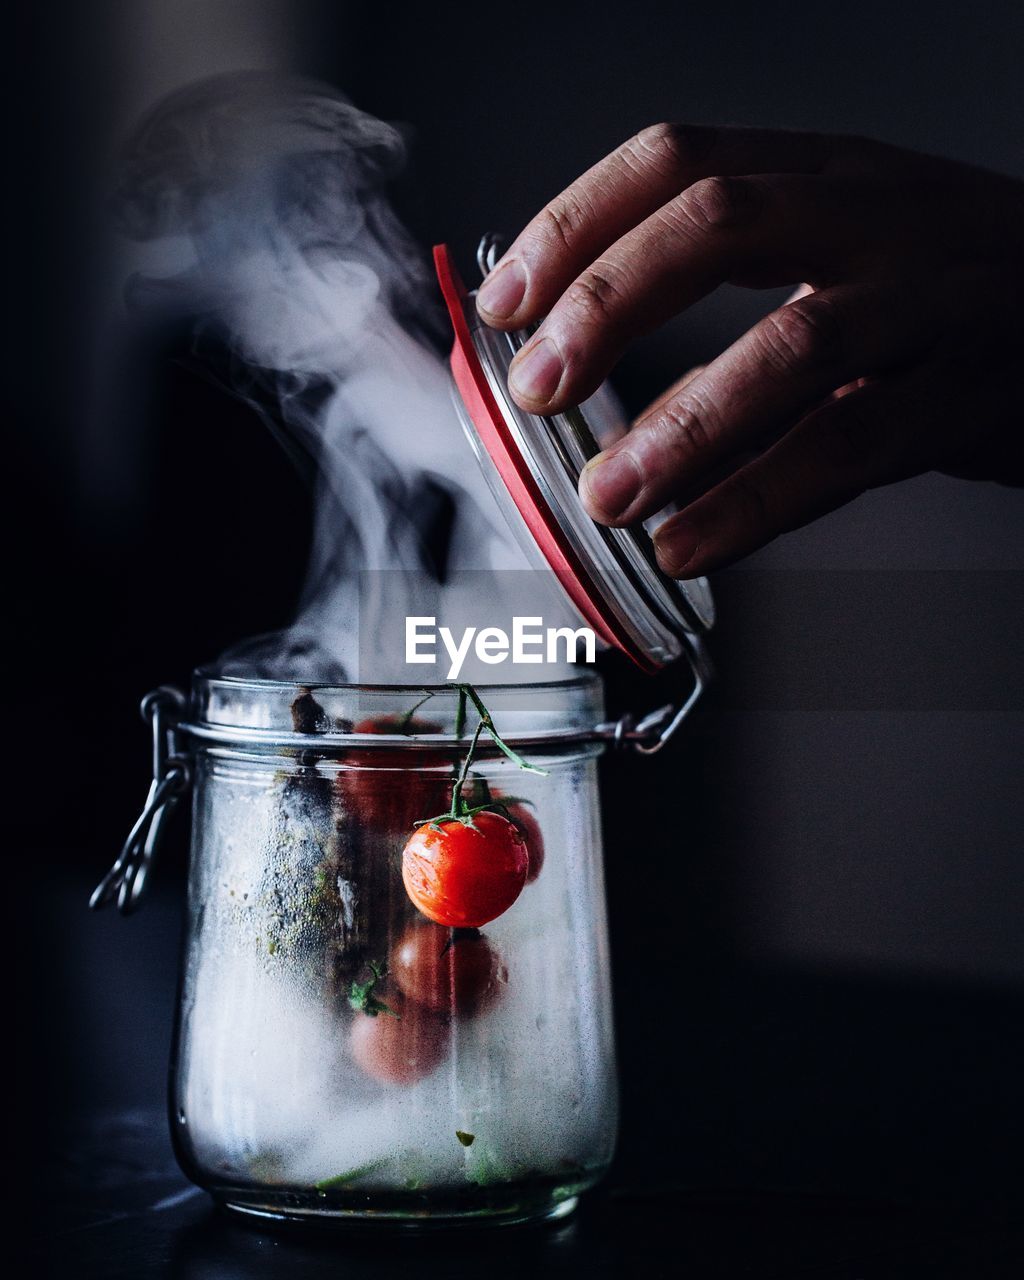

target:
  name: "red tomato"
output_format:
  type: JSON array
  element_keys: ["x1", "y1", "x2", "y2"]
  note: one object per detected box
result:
[
  {"x1": 402, "y1": 812, "x2": 529, "y2": 928},
  {"x1": 349, "y1": 992, "x2": 449, "y2": 1085},
  {"x1": 492, "y1": 792, "x2": 545, "y2": 884},
  {"x1": 391, "y1": 922, "x2": 507, "y2": 1017},
  {"x1": 334, "y1": 715, "x2": 450, "y2": 836}
]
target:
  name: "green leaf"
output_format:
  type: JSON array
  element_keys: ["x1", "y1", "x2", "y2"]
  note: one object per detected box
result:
[
  {"x1": 455, "y1": 1130, "x2": 475, "y2": 1147},
  {"x1": 348, "y1": 960, "x2": 400, "y2": 1018},
  {"x1": 315, "y1": 1157, "x2": 390, "y2": 1190}
]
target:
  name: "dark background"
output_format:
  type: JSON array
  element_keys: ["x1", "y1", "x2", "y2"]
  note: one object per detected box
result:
[{"x1": 11, "y1": 0, "x2": 1024, "y2": 1272}]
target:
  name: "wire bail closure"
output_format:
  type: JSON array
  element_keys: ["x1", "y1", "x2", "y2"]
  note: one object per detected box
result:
[
  {"x1": 596, "y1": 635, "x2": 711, "y2": 754},
  {"x1": 90, "y1": 686, "x2": 190, "y2": 915}
]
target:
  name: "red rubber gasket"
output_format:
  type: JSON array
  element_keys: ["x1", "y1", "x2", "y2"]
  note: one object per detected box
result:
[{"x1": 434, "y1": 244, "x2": 653, "y2": 670}]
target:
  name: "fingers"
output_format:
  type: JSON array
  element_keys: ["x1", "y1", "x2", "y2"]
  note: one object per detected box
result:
[
  {"x1": 476, "y1": 123, "x2": 836, "y2": 330},
  {"x1": 579, "y1": 283, "x2": 933, "y2": 525},
  {"x1": 636, "y1": 364, "x2": 706, "y2": 422},
  {"x1": 650, "y1": 378, "x2": 927, "y2": 577},
  {"x1": 504, "y1": 173, "x2": 868, "y2": 414}
]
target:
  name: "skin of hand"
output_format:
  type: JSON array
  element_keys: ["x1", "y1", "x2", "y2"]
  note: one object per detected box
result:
[{"x1": 475, "y1": 124, "x2": 1024, "y2": 577}]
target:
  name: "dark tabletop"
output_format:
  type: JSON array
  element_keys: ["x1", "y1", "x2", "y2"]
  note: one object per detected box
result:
[
  {"x1": 35, "y1": 1109, "x2": 1024, "y2": 1279},
  {"x1": 29, "y1": 873, "x2": 1024, "y2": 1279}
]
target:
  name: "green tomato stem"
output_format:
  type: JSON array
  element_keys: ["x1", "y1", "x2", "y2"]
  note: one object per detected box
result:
[
  {"x1": 449, "y1": 717, "x2": 486, "y2": 819},
  {"x1": 411, "y1": 685, "x2": 547, "y2": 833}
]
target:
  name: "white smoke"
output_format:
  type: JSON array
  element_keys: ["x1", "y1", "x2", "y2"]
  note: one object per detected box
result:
[{"x1": 114, "y1": 72, "x2": 554, "y2": 682}]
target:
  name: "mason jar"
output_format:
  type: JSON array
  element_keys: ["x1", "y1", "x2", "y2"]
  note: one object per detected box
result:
[{"x1": 147, "y1": 672, "x2": 619, "y2": 1226}]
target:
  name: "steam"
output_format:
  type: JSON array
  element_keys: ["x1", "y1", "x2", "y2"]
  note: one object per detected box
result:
[{"x1": 114, "y1": 72, "x2": 552, "y2": 682}]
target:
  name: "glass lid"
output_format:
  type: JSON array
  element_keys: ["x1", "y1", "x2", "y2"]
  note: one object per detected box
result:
[{"x1": 434, "y1": 237, "x2": 714, "y2": 673}]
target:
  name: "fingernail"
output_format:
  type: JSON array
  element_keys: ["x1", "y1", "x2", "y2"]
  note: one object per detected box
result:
[
  {"x1": 653, "y1": 516, "x2": 701, "y2": 577},
  {"x1": 580, "y1": 452, "x2": 641, "y2": 521},
  {"x1": 509, "y1": 337, "x2": 563, "y2": 405},
  {"x1": 477, "y1": 258, "x2": 527, "y2": 320}
]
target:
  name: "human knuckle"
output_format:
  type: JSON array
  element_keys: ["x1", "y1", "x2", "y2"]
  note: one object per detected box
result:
[
  {"x1": 625, "y1": 122, "x2": 692, "y2": 178},
  {"x1": 759, "y1": 298, "x2": 844, "y2": 377},
  {"x1": 564, "y1": 264, "x2": 628, "y2": 325},
  {"x1": 656, "y1": 395, "x2": 716, "y2": 463},
  {"x1": 683, "y1": 175, "x2": 759, "y2": 233},
  {"x1": 539, "y1": 192, "x2": 590, "y2": 251}
]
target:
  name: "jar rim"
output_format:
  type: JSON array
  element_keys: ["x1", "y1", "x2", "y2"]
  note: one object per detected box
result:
[
  {"x1": 193, "y1": 666, "x2": 603, "y2": 695},
  {"x1": 183, "y1": 667, "x2": 607, "y2": 754}
]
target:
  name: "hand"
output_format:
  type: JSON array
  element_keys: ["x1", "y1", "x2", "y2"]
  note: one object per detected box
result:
[{"x1": 476, "y1": 124, "x2": 1024, "y2": 576}]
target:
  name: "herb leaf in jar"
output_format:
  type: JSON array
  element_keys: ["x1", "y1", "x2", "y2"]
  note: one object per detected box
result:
[{"x1": 348, "y1": 959, "x2": 399, "y2": 1019}]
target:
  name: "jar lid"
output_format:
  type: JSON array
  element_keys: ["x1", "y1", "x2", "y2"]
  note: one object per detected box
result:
[{"x1": 434, "y1": 237, "x2": 714, "y2": 674}]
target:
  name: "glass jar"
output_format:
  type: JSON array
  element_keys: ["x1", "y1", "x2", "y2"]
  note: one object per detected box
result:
[{"x1": 166, "y1": 672, "x2": 618, "y2": 1226}]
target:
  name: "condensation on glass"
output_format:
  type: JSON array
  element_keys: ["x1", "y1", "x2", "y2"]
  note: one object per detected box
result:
[{"x1": 169, "y1": 673, "x2": 618, "y2": 1226}]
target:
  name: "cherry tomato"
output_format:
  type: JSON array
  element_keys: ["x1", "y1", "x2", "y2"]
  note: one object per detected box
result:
[
  {"x1": 334, "y1": 715, "x2": 449, "y2": 836},
  {"x1": 402, "y1": 812, "x2": 529, "y2": 928},
  {"x1": 349, "y1": 992, "x2": 449, "y2": 1085},
  {"x1": 391, "y1": 922, "x2": 507, "y2": 1017},
  {"x1": 491, "y1": 792, "x2": 545, "y2": 884}
]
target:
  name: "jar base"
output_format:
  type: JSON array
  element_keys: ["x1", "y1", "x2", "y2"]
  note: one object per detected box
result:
[{"x1": 216, "y1": 1186, "x2": 582, "y2": 1230}]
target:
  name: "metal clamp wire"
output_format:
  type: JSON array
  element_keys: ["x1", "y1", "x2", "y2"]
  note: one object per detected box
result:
[
  {"x1": 89, "y1": 765, "x2": 189, "y2": 914},
  {"x1": 90, "y1": 687, "x2": 189, "y2": 915},
  {"x1": 634, "y1": 673, "x2": 705, "y2": 755}
]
